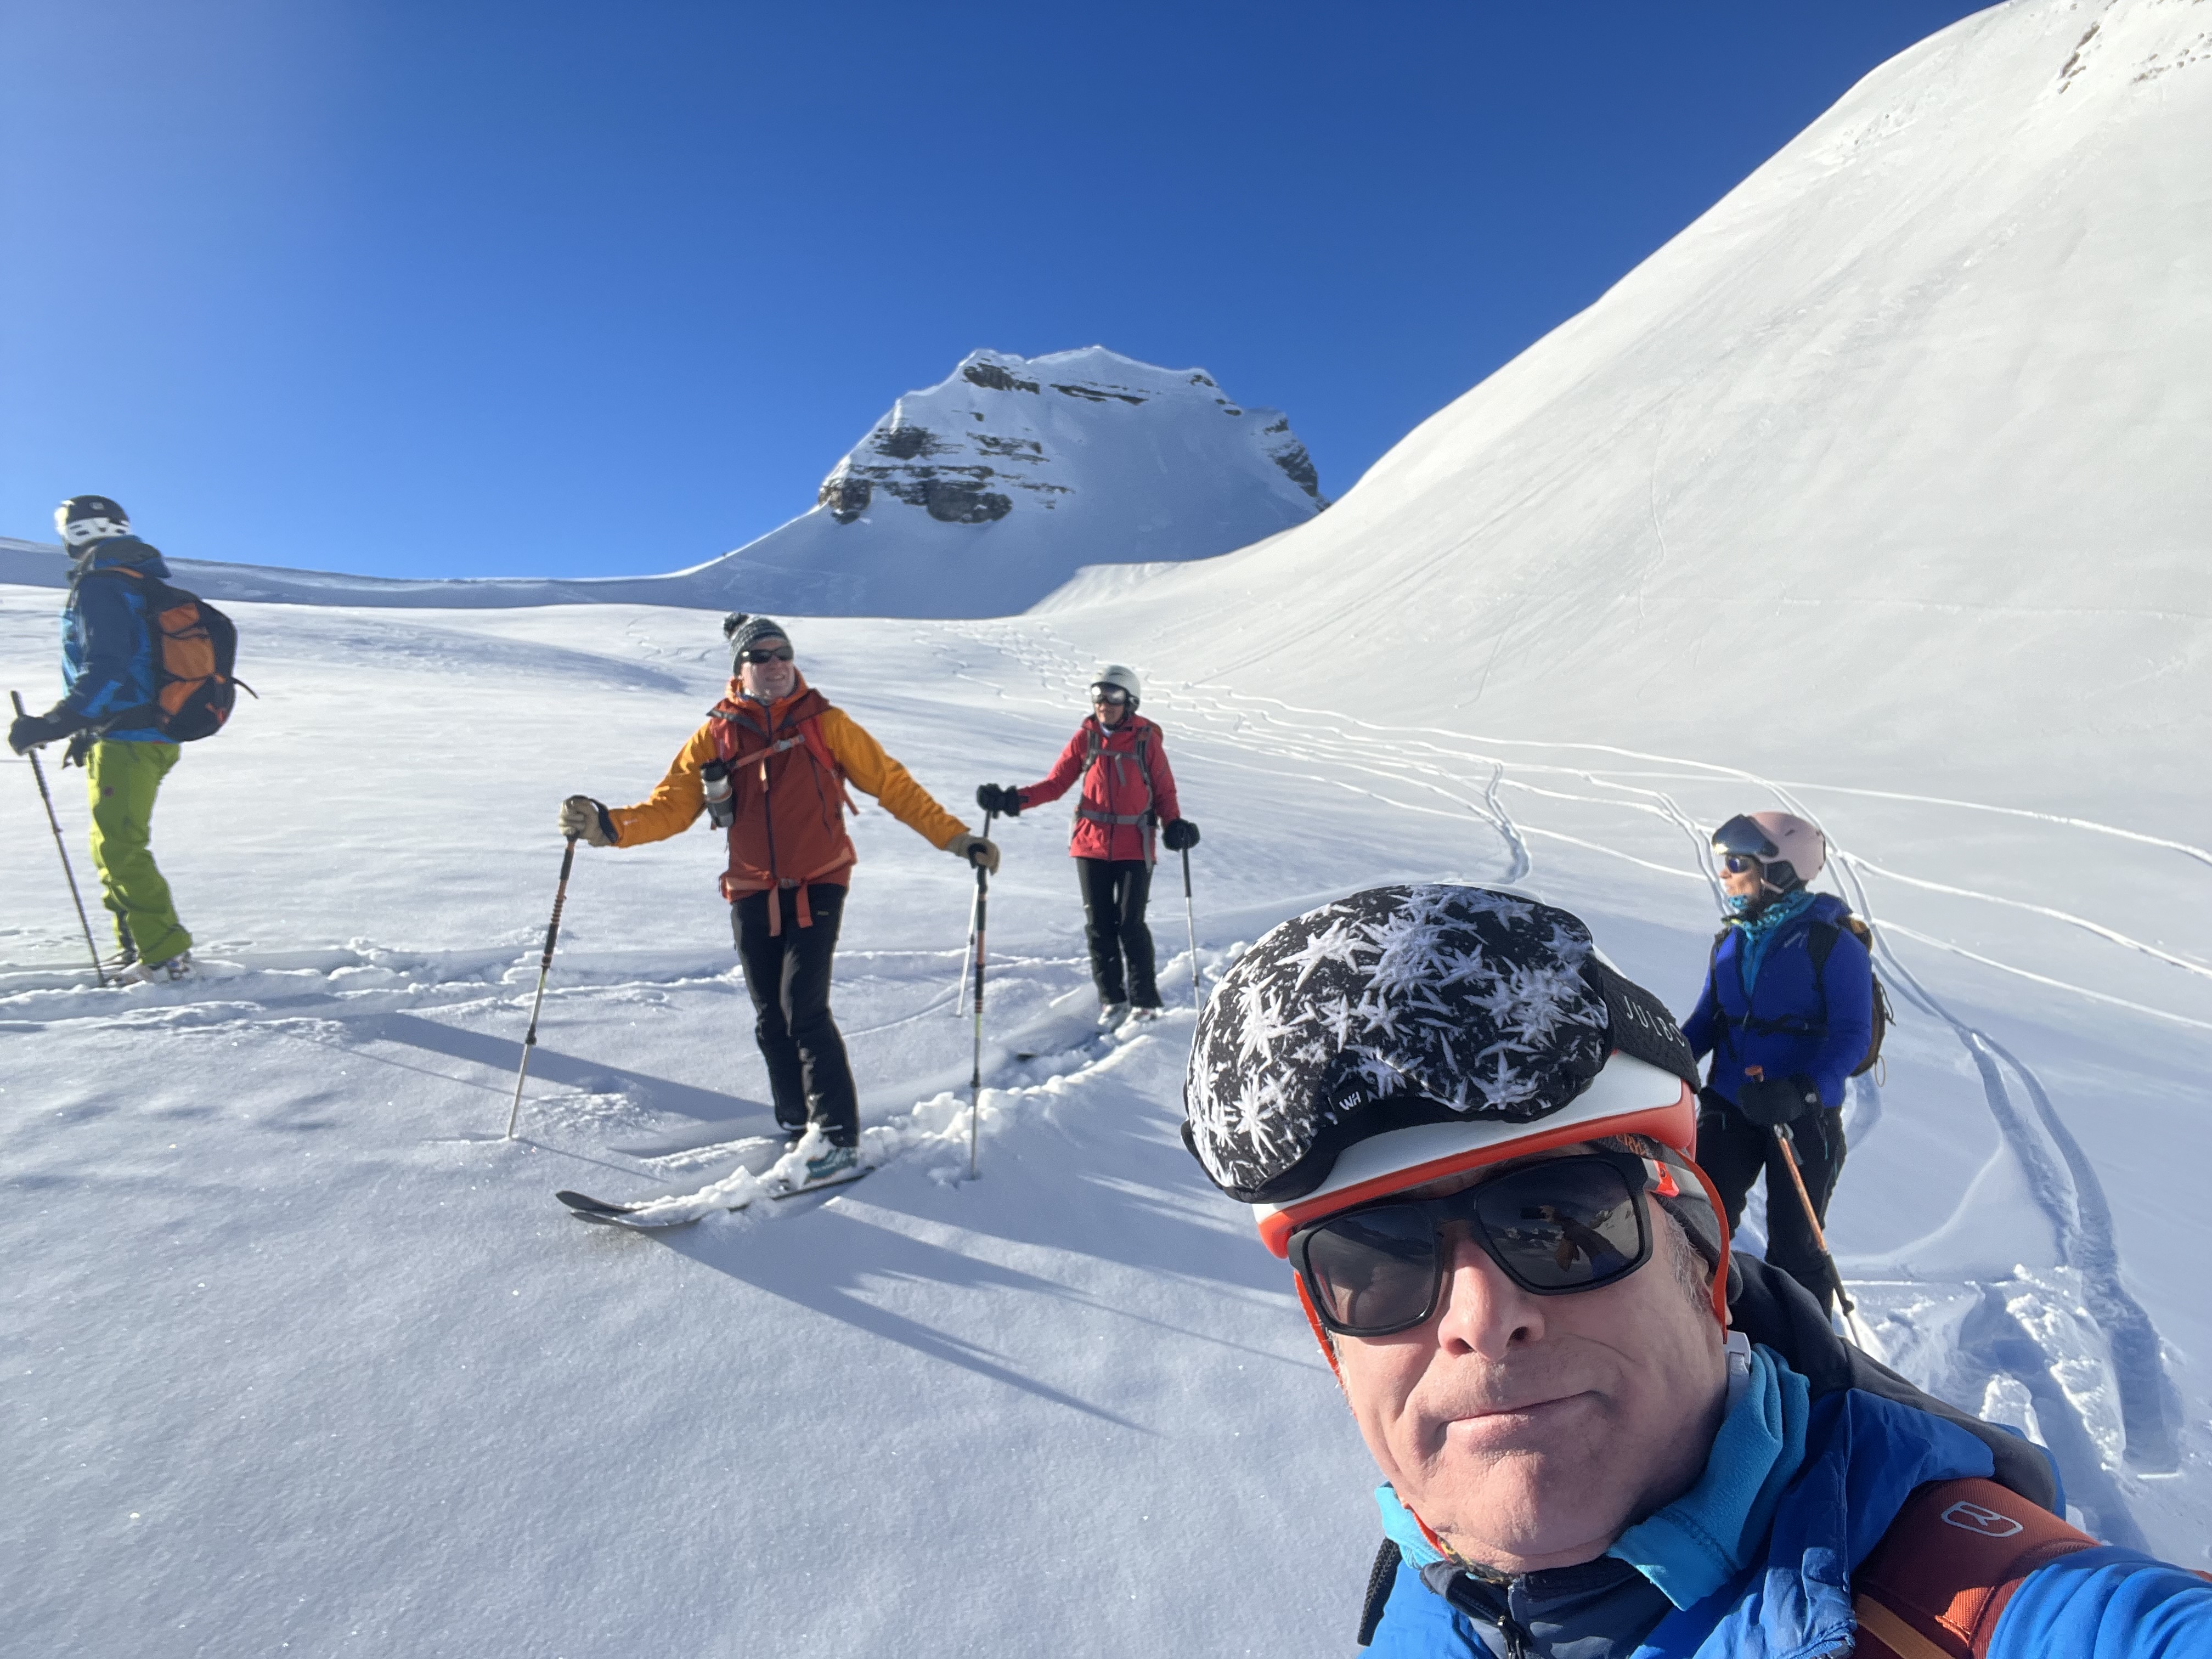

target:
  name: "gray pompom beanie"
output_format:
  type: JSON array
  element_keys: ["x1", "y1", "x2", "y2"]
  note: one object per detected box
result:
[{"x1": 723, "y1": 613, "x2": 792, "y2": 666}]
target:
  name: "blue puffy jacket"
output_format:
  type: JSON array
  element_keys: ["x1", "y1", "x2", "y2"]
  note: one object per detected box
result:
[
  {"x1": 58, "y1": 537, "x2": 172, "y2": 743},
  {"x1": 1681, "y1": 893, "x2": 1871, "y2": 1111},
  {"x1": 1364, "y1": 1381, "x2": 2211, "y2": 1656}
]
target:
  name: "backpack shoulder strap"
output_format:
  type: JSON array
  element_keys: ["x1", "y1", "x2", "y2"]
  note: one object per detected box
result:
[
  {"x1": 1851, "y1": 1477, "x2": 2097, "y2": 1657},
  {"x1": 1355, "y1": 1538, "x2": 1400, "y2": 1648}
]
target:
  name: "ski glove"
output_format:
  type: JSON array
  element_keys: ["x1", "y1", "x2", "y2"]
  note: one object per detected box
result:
[
  {"x1": 975, "y1": 783, "x2": 1023, "y2": 817},
  {"x1": 8, "y1": 704, "x2": 84, "y2": 755},
  {"x1": 947, "y1": 832, "x2": 1001, "y2": 874},
  {"x1": 558, "y1": 795, "x2": 620, "y2": 847},
  {"x1": 1735, "y1": 1074, "x2": 1822, "y2": 1127},
  {"x1": 1161, "y1": 818, "x2": 1200, "y2": 852}
]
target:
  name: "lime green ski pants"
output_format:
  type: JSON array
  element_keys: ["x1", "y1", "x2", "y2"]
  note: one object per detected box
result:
[{"x1": 86, "y1": 738, "x2": 191, "y2": 967}]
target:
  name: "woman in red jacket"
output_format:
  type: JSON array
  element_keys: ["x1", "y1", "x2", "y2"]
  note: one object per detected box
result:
[{"x1": 979, "y1": 665, "x2": 1199, "y2": 1025}]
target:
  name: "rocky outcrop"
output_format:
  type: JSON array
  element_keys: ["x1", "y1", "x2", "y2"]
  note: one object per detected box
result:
[{"x1": 809, "y1": 347, "x2": 1326, "y2": 550}]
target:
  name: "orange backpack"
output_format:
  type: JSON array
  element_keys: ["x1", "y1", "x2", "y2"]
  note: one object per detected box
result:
[
  {"x1": 116, "y1": 567, "x2": 252, "y2": 741},
  {"x1": 1851, "y1": 1475, "x2": 2209, "y2": 1655}
]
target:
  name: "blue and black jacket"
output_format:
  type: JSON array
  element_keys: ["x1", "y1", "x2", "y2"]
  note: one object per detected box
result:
[
  {"x1": 1681, "y1": 892, "x2": 1871, "y2": 1112},
  {"x1": 1360, "y1": 1260, "x2": 2212, "y2": 1656},
  {"x1": 57, "y1": 536, "x2": 172, "y2": 744}
]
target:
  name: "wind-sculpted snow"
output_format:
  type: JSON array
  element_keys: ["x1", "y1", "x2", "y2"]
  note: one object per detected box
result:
[{"x1": 1184, "y1": 887, "x2": 1610, "y2": 1200}]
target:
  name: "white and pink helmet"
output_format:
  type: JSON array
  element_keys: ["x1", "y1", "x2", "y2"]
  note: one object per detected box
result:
[{"x1": 1711, "y1": 811, "x2": 1827, "y2": 893}]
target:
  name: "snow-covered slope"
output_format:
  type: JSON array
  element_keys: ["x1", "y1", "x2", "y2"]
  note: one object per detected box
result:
[
  {"x1": 0, "y1": 348, "x2": 1325, "y2": 617},
  {"x1": 6, "y1": 5, "x2": 2209, "y2": 1653},
  {"x1": 1040, "y1": 0, "x2": 2210, "y2": 820}
]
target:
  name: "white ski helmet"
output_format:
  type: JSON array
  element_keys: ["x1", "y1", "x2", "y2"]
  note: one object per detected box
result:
[
  {"x1": 1711, "y1": 811, "x2": 1826, "y2": 893},
  {"x1": 1090, "y1": 664, "x2": 1141, "y2": 709}
]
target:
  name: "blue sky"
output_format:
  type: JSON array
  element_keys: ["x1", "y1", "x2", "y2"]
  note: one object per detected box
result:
[{"x1": 1, "y1": 2, "x2": 1989, "y2": 579}]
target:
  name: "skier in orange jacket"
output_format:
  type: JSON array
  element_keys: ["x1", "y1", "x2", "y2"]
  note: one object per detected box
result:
[{"x1": 560, "y1": 616, "x2": 997, "y2": 1183}]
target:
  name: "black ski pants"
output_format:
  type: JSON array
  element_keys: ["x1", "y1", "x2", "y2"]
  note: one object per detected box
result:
[
  {"x1": 1696, "y1": 1087, "x2": 1848, "y2": 1314},
  {"x1": 1077, "y1": 856, "x2": 1159, "y2": 1008},
  {"x1": 732, "y1": 883, "x2": 858, "y2": 1147}
]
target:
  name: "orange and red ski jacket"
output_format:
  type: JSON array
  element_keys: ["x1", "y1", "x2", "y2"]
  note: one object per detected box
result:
[
  {"x1": 607, "y1": 676, "x2": 968, "y2": 924},
  {"x1": 1017, "y1": 713, "x2": 1181, "y2": 863}
]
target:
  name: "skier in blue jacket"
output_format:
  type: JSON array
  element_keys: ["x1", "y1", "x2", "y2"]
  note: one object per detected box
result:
[
  {"x1": 7, "y1": 495, "x2": 195, "y2": 981},
  {"x1": 1181, "y1": 884, "x2": 2212, "y2": 1656},
  {"x1": 1681, "y1": 811, "x2": 1866, "y2": 1313}
]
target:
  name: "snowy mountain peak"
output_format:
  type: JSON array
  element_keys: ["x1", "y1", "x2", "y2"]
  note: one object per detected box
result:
[{"x1": 819, "y1": 347, "x2": 1327, "y2": 528}]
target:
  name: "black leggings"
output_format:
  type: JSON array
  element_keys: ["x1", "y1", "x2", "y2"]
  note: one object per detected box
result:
[
  {"x1": 1696, "y1": 1088, "x2": 1848, "y2": 1314},
  {"x1": 732, "y1": 884, "x2": 857, "y2": 1147},
  {"x1": 1077, "y1": 857, "x2": 1158, "y2": 1007}
]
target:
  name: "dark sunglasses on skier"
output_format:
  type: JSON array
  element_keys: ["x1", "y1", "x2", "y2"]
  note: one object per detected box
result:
[
  {"x1": 1091, "y1": 685, "x2": 1129, "y2": 705},
  {"x1": 1287, "y1": 1149, "x2": 1691, "y2": 1337},
  {"x1": 1719, "y1": 854, "x2": 1762, "y2": 875},
  {"x1": 739, "y1": 644, "x2": 795, "y2": 664}
]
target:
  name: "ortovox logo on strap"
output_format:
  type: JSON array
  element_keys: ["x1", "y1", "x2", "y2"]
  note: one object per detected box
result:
[{"x1": 1939, "y1": 1500, "x2": 2025, "y2": 1538}]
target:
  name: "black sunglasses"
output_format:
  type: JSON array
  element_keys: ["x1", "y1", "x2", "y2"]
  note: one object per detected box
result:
[
  {"x1": 1720, "y1": 854, "x2": 1761, "y2": 874},
  {"x1": 1288, "y1": 1150, "x2": 1665, "y2": 1337},
  {"x1": 740, "y1": 645, "x2": 795, "y2": 664},
  {"x1": 1091, "y1": 685, "x2": 1128, "y2": 704}
]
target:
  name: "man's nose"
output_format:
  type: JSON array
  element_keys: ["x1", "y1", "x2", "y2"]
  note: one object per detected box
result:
[{"x1": 1431, "y1": 1223, "x2": 1545, "y2": 1358}]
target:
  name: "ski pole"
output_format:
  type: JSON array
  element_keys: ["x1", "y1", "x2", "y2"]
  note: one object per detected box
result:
[
  {"x1": 1771, "y1": 1123, "x2": 1870, "y2": 1347},
  {"x1": 505, "y1": 835, "x2": 578, "y2": 1140},
  {"x1": 1181, "y1": 845, "x2": 1201, "y2": 1011},
  {"x1": 951, "y1": 896, "x2": 977, "y2": 1017},
  {"x1": 968, "y1": 808, "x2": 994, "y2": 1177},
  {"x1": 10, "y1": 691, "x2": 106, "y2": 985}
]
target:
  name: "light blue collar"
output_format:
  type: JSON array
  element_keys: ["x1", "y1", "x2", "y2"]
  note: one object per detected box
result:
[
  {"x1": 1729, "y1": 889, "x2": 1820, "y2": 991},
  {"x1": 1606, "y1": 1340, "x2": 1810, "y2": 1609},
  {"x1": 1371, "y1": 1341, "x2": 1810, "y2": 1612}
]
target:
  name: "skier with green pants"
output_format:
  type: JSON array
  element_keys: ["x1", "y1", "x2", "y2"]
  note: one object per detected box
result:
[{"x1": 8, "y1": 496, "x2": 195, "y2": 983}]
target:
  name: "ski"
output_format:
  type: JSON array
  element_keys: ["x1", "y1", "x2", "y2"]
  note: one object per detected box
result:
[{"x1": 556, "y1": 1164, "x2": 871, "y2": 1226}]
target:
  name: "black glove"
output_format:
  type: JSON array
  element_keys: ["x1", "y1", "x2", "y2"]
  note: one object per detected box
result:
[
  {"x1": 975, "y1": 783, "x2": 1023, "y2": 818},
  {"x1": 1161, "y1": 818, "x2": 1200, "y2": 852},
  {"x1": 8, "y1": 706, "x2": 82, "y2": 755},
  {"x1": 1734, "y1": 1074, "x2": 1822, "y2": 1127}
]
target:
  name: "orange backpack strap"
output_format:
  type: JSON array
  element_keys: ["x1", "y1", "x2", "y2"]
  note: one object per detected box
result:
[{"x1": 1850, "y1": 1477, "x2": 2098, "y2": 1657}]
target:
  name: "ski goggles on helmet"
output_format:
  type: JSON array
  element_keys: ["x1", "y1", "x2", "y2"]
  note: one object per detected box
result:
[
  {"x1": 1719, "y1": 854, "x2": 1762, "y2": 875},
  {"x1": 1290, "y1": 1148, "x2": 1677, "y2": 1336},
  {"x1": 738, "y1": 644, "x2": 794, "y2": 664},
  {"x1": 1090, "y1": 684, "x2": 1130, "y2": 705},
  {"x1": 1711, "y1": 815, "x2": 1780, "y2": 861}
]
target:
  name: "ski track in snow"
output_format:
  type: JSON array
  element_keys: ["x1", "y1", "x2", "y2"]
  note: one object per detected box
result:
[
  {"x1": 5, "y1": 606, "x2": 2205, "y2": 1644},
  {"x1": 945, "y1": 618, "x2": 2204, "y2": 1545}
]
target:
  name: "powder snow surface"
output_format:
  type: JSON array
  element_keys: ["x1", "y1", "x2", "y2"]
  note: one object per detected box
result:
[
  {"x1": 3, "y1": 599, "x2": 2205, "y2": 1656},
  {"x1": 5, "y1": 2, "x2": 2210, "y2": 1651}
]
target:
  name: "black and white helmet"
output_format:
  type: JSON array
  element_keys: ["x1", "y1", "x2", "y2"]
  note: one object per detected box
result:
[
  {"x1": 1181, "y1": 885, "x2": 1702, "y2": 1257},
  {"x1": 55, "y1": 495, "x2": 131, "y2": 550}
]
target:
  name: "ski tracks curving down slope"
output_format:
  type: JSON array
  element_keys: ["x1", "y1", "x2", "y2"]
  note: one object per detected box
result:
[{"x1": 947, "y1": 618, "x2": 2209, "y2": 1553}]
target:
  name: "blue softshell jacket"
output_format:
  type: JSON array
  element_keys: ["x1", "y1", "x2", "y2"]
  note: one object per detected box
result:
[
  {"x1": 58, "y1": 536, "x2": 172, "y2": 743},
  {"x1": 1364, "y1": 1385, "x2": 2212, "y2": 1656},
  {"x1": 1681, "y1": 893, "x2": 1871, "y2": 1110}
]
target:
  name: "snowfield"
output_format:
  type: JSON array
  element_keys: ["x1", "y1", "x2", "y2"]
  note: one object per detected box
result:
[
  {"x1": 3, "y1": 599, "x2": 2205, "y2": 1657},
  {"x1": 6, "y1": 0, "x2": 2209, "y2": 1650}
]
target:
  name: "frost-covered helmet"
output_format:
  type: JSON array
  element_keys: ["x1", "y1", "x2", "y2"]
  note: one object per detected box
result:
[
  {"x1": 1090, "y1": 664, "x2": 1141, "y2": 709},
  {"x1": 1182, "y1": 886, "x2": 1715, "y2": 1274},
  {"x1": 1711, "y1": 811, "x2": 1826, "y2": 893},
  {"x1": 55, "y1": 494, "x2": 130, "y2": 550}
]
